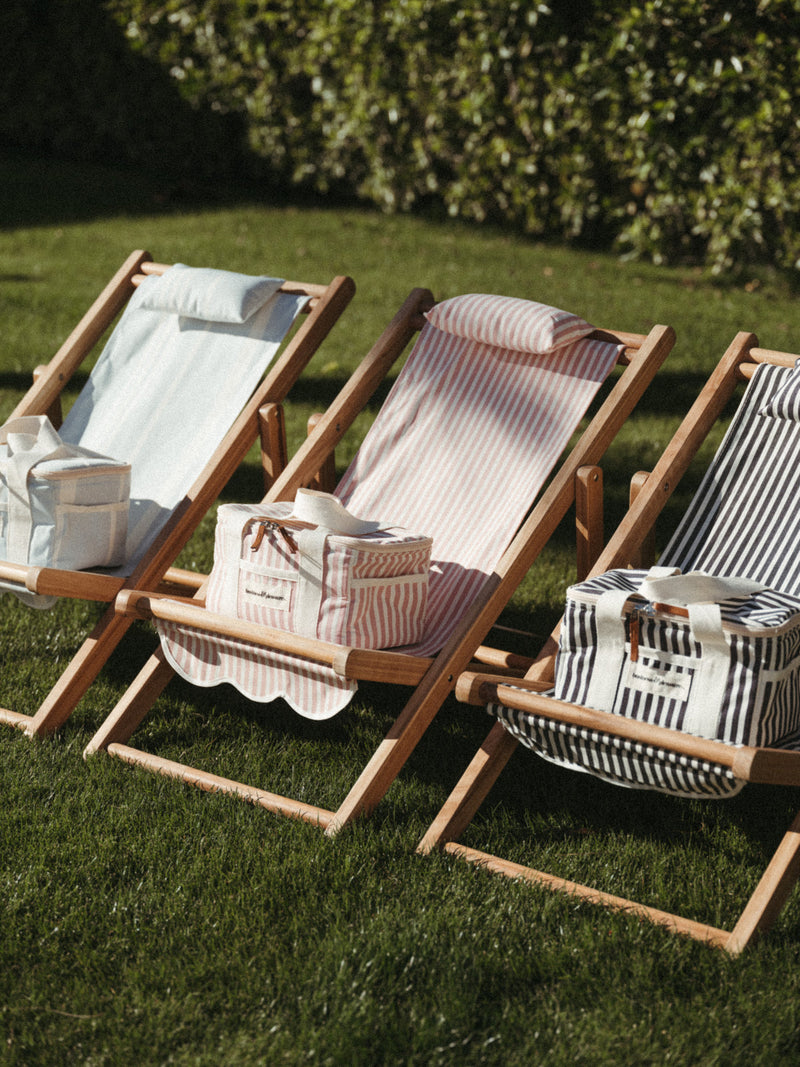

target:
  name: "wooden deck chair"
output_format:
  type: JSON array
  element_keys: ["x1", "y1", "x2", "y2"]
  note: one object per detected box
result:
[
  {"x1": 420, "y1": 331, "x2": 800, "y2": 954},
  {"x1": 0, "y1": 250, "x2": 354, "y2": 737},
  {"x1": 85, "y1": 290, "x2": 674, "y2": 834}
]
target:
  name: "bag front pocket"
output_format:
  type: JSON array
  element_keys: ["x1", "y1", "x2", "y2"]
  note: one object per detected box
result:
[
  {"x1": 42, "y1": 500, "x2": 129, "y2": 570},
  {"x1": 236, "y1": 562, "x2": 298, "y2": 625}
]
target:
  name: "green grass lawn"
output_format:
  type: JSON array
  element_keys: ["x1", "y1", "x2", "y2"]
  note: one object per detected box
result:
[{"x1": 3, "y1": 153, "x2": 800, "y2": 1066}]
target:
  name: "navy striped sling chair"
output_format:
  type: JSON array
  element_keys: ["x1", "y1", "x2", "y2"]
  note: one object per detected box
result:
[{"x1": 421, "y1": 331, "x2": 800, "y2": 954}]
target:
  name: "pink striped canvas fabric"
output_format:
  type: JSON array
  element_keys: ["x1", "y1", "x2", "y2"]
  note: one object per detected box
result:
[
  {"x1": 157, "y1": 620, "x2": 357, "y2": 719},
  {"x1": 157, "y1": 295, "x2": 622, "y2": 719}
]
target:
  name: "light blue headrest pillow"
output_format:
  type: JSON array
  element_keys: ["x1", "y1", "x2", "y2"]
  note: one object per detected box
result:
[{"x1": 136, "y1": 263, "x2": 285, "y2": 323}]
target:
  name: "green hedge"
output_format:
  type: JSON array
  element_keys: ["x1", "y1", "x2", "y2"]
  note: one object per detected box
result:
[{"x1": 5, "y1": 0, "x2": 800, "y2": 274}]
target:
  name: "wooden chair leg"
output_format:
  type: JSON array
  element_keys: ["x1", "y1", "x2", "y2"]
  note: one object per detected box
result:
[
  {"x1": 26, "y1": 605, "x2": 138, "y2": 736},
  {"x1": 725, "y1": 808, "x2": 800, "y2": 955},
  {"x1": 259, "y1": 402, "x2": 289, "y2": 493},
  {"x1": 418, "y1": 721, "x2": 520, "y2": 853},
  {"x1": 576, "y1": 465, "x2": 603, "y2": 581},
  {"x1": 83, "y1": 646, "x2": 177, "y2": 754}
]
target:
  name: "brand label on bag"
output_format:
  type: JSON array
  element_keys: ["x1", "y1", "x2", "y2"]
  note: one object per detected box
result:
[
  {"x1": 242, "y1": 577, "x2": 291, "y2": 612},
  {"x1": 620, "y1": 657, "x2": 693, "y2": 703}
]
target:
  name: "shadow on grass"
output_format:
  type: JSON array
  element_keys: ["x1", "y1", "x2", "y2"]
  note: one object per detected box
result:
[
  {"x1": 0, "y1": 370, "x2": 88, "y2": 394},
  {"x1": 1, "y1": 0, "x2": 266, "y2": 230},
  {"x1": 417, "y1": 703, "x2": 800, "y2": 943},
  {"x1": 89, "y1": 634, "x2": 800, "y2": 942},
  {"x1": 39, "y1": 576, "x2": 800, "y2": 953},
  {"x1": 0, "y1": 149, "x2": 341, "y2": 233}
]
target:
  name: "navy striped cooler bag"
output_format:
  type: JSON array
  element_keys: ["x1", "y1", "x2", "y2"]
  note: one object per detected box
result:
[
  {"x1": 555, "y1": 567, "x2": 800, "y2": 757},
  {"x1": 495, "y1": 360, "x2": 800, "y2": 799}
]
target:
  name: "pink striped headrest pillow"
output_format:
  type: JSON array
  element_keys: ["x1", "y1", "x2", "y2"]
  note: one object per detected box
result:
[{"x1": 425, "y1": 294, "x2": 594, "y2": 354}]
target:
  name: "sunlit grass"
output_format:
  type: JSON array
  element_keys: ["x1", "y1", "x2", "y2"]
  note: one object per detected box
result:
[{"x1": 4, "y1": 155, "x2": 800, "y2": 1065}]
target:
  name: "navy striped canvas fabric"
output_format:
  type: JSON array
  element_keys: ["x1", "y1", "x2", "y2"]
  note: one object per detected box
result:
[
  {"x1": 492, "y1": 700, "x2": 745, "y2": 798},
  {"x1": 490, "y1": 362, "x2": 800, "y2": 797},
  {"x1": 665, "y1": 362, "x2": 800, "y2": 592}
]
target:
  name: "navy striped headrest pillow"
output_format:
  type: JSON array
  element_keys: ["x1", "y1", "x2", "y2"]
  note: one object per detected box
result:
[{"x1": 760, "y1": 360, "x2": 800, "y2": 421}]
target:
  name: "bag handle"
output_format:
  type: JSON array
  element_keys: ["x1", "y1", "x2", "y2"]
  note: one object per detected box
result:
[
  {"x1": 0, "y1": 416, "x2": 75, "y2": 562},
  {"x1": 583, "y1": 567, "x2": 763, "y2": 716},
  {"x1": 0, "y1": 414, "x2": 65, "y2": 453},
  {"x1": 639, "y1": 571, "x2": 766, "y2": 607}
]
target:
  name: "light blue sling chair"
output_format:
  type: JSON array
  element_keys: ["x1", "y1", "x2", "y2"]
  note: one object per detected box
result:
[{"x1": 0, "y1": 250, "x2": 353, "y2": 737}]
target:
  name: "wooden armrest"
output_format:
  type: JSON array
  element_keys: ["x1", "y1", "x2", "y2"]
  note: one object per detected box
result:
[{"x1": 0, "y1": 560, "x2": 124, "y2": 601}]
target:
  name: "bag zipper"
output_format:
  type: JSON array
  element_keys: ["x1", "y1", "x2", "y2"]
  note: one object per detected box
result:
[{"x1": 249, "y1": 517, "x2": 315, "y2": 553}]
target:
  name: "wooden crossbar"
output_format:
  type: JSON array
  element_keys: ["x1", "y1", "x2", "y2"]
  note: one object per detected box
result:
[
  {"x1": 108, "y1": 744, "x2": 335, "y2": 827},
  {"x1": 444, "y1": 842, "x2": 733, "y2": 949}
]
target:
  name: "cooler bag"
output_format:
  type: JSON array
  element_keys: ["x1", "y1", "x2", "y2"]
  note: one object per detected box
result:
[
  {"x1": 207, "y1": 490, "x2": 432, "y2": 649},
  {"x1": 0, "y1": 415, "x2": 131, "y2": 570},
  {"x1": 554, "y1": 567, "x2": 800, "y2": 749}
]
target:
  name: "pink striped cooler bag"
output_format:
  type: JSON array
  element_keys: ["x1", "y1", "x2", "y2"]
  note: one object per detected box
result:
[{"x1": 206, "y1": 491, "x2": 432, "y2": 649}]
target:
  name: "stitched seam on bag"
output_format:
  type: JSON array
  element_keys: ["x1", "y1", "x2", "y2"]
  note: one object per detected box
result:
[{"x1": 31, "y1": 465, "x2": 131, "y2": 481}]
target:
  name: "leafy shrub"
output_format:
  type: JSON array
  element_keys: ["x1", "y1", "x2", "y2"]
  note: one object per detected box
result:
[
  {"x1": 6, "y1": 0, "x2": 800, "y2": 273},
  {"x1": 573, "y1": 1, "x2": 800, "y2": 273}
]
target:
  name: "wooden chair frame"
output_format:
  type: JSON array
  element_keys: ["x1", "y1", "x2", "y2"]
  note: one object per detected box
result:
[
  {"x1": 0, "y1": 250, "x2": 355, "y2": 737},
  {"x1": 419, "y1": 331, "x2": 800, "y2": 954},
  {"x1": 85, "y1": 298, "x2": 674, "y2": 835}
]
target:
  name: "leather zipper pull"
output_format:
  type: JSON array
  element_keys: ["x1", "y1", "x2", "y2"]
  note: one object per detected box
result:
[
  {"x1": 275, "y1": 524, "x2": 298, "y2": 553},
  {"x1": 630, "y1": 609, "x2": 640, "y2": 663},
  {"x1": 250, "y1": 519, "x2": 299, "y2": 553},
  {"x1": 251, "y1": 522, "x2": 267, "y2": 551}
]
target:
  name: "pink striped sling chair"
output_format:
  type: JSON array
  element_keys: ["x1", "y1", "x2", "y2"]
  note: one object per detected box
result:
[
  {"x1": 419, "y1": 332, "x2": 800, "y2": 955},
  {"x1": 86, "y1": 287, "x2": 674, "y2": 834}
]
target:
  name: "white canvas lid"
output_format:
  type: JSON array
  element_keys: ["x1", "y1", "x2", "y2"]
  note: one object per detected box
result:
[{"x1": 291, "y1": 488, "x2": 381, "y2": 535}]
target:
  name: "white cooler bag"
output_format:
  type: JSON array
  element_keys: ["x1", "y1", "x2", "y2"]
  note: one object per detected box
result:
[
  {"x1": 0, "y1": 415, "x2": 131, "y2": 570},
  {"x1": 554, "y1": 567, "x2": 800, "y2": 749},
  {"x1": 207, "y1": 490, "x2": 432, "y2": 649}
]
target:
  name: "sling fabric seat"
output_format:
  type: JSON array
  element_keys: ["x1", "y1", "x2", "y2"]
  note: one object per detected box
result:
[
  {"x1": 0, "y1": 250, "x2": 354, "y2": 736},
  {"x1": 156, "y1": 295, "x2": 625, "y2": 719},
  {"x1": 421, "y1": 332, "x2": 800, "y2": 953},
  {"x1": 86, "y1": 289, "x2": 674, "y2": 835}
]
